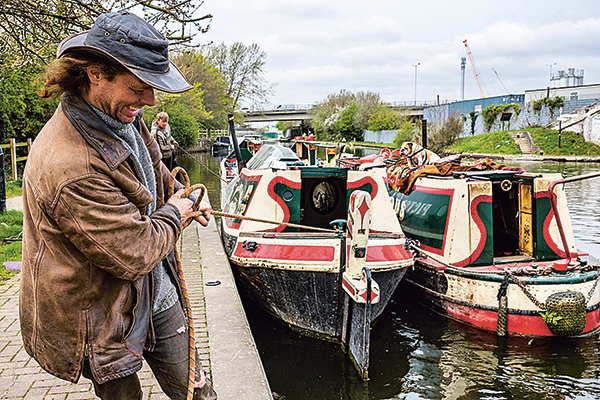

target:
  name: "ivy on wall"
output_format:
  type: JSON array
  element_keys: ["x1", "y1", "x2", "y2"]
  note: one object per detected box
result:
[
  {"x1": 481, "y1": 103, "x2": 522, "y2": 132},
  {"x1": 532, "y1": 96, "x2": 564, "y2": 119}
]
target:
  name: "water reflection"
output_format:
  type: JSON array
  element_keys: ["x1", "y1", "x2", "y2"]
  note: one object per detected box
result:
[{"x1": 178, "y1": 150, "x2": 600, "y2": 400}]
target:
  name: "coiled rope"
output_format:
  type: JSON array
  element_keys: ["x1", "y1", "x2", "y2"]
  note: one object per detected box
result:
[{"x1": 168, "y1": 167, "x2": 207, "y2": 400}]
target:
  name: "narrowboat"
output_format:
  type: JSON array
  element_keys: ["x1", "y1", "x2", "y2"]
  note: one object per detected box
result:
[
  {"x1": 211, "y1": 135, "x2": 232, "y2": 156},
  {"x1": 218, "y1": 123, "x2": 413, "y2": 379},
  {"x1": 386, "y1": 160, "x2": 600, "y2": 338}
]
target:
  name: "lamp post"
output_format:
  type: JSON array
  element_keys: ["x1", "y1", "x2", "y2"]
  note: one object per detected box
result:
[
  {"x1": 546, "y1": 62, "x2": 556, "y2": 82},
  {"x1": 412, "y1": 63, "x2": 420, "y2": 106}
]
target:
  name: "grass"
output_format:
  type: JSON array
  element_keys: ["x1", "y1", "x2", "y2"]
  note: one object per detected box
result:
[
  {"x1": 447, "y1": 131, "x2": 521, "y2": 154},
  {"x1": 6, "y1": 178, "x2": 22, "y2": 197},
  {"x1": 445, "y1": 128, "x2": 600, "y2": 156},
  {"x1": 0, "y1": 210, "x2": 23, "y2": 283},
  {"x1": 528, "y1": 127, "x2": 600, "y2": 156}
]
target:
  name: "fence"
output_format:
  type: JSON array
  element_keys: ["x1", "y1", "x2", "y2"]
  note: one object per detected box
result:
[
  {"x1": 200, "y1": 129, "x2": 228, "y2": 138},
  {"x1": 0, "y1": 138, "x2": 31, "y2": 181}
]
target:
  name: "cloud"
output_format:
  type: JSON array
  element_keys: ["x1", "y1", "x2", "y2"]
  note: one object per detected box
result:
[{"x1": 201, "y1": 0, "x2": 600, "y2": 106}]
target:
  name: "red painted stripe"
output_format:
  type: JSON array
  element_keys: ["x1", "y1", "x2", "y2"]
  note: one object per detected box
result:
[
  {"x1": 342, "y1": 277, "x2": 356, "y2": 295},
  {"x1": 266, "y1": 176, "x2": 302, "y2": 233},
  {"x1": 454, "y1": 194, "x2": 491, "y2": 267},
  {"x1": 348, "y1": 176, "x2": 378, "y2": 199},
  {"x1": 365, "y1": 244, "x2": 413, "y2": 262},
  {"x1": 234, "y1": 243, "x2": 336, "y2": 262},
  {"x1": 446, "y1": 301, "x2": 600, "y2": 336}
]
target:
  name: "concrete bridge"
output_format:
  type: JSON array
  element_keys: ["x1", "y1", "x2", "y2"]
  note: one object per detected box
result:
[{"x1": 242, "y1": 105, "x2": 426, "y2": 123}]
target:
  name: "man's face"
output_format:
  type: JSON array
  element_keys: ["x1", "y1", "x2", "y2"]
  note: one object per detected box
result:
[
  {"x1": 157, "y1": 118, "x2": 168, "y2": 129},
  {"x1": 89, "y1": 70, "x2": 156, "y2": 124}
]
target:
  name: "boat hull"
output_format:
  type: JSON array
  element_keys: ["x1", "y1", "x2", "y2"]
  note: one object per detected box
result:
[
  {"x1": 403, "y1": 260, "x2": 600, "y2": 337},
  {"x1": 221, "y1": 227, "x2": 410, "y2": 339},
  {"x1": 232, "y1": 262, "x2": 407, "y2": 340}
]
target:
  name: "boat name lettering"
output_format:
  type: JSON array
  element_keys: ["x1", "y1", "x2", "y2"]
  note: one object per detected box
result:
[{"x1": 401, "y1": 200, "x2": 433, "y2": 217}]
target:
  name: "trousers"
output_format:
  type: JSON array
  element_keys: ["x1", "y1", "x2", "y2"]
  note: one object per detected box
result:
[{"x1": 82, "y1": 302, "x2": 217, "y2": 400}]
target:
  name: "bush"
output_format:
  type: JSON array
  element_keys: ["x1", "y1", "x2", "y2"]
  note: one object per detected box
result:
[
  {"x1": 144, "y1": 102, "x2": 199, "y2": 149},
  {"x1": 427, "y1": 111, "x2": 463, "y2": 155},
  {"x1": 393, "y1": 121, "x2": 417, "y2": 148}
]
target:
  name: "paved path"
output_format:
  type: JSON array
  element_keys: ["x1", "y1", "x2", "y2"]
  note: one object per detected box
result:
[{"x1": 0, "y1": 197, "x2": 272, "y2": 399}]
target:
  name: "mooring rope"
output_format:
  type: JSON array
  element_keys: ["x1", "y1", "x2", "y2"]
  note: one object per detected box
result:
[
  {"x1": 168, "y1": 167, "x2": 207, "y2": 400},
  {"x1": 211, "y1": 210, "x2": 337, "y2": 233},
  {"x1": 175, "y1": 143, "x2": 228, "y2": 183}
]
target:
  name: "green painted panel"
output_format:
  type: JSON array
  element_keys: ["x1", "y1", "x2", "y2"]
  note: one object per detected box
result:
[
  {"x1": 472, "y1": 200, "x2": 493, "y2": 265},
  {"x1": 397, "y1": 190, "x2": 451, "y2": 251},
  {"x1": 300, "y1": 167, "x2": 347, "y2": 178},
  {"x1": 534, "y1": 196, "x2": 560, "y2": 259},
  {"x1": 273, "y1": 182, "x2": 302, "y2": 231}
]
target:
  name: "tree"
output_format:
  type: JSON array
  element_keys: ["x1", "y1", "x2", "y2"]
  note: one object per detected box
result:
[
  {"x1": 204, "y1": 42, "x2": 275, "y2": 109},
  {"x1": 465, "y1": 111, "x2": 479, "y2": 136},
  {"x1": 275, "y1": 121, "x2": 295, "y2": 135},
  {"x1": 310, "y1": 90, "x2": 382, "y2": 141},
  {"x1": 368, "y1": 105, "x2": 406, "y2": 131},
  {"x1": 172, "y1": 50, "x2": 234, "y2": 130},
  {"x1": 0, "y1": 62, "x2": 57, "y2": 143},
  {"x1": 144, "y1": 99, "x2": 199, "y2": 149},
  {"x1": 338, "y1": 104, "x2": 362, "y2": 141},
  {"x1": 0, "y1": 0, "x2": 212, "y2": 67}
]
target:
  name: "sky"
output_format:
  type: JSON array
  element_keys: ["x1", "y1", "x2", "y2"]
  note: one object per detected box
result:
[{"x1": 198, "y1": 0, "x2": 600, "y2": 109}]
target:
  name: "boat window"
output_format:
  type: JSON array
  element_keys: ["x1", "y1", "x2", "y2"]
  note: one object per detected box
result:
[
  {"x1": 311, "y1": 181, "x2": 338, "y2": 214},
  {"x1": 301, "y1": 177, "x2": 347, "y2": 229}
]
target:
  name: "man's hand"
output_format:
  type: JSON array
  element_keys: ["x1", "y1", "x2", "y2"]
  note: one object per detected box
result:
[
  {"x1": 168, "y1": 189, "x2": 194, "y2": 226},
  {"x1": 194, "y1": 200, "x2": 212, "y2": 227},
  {"x1": 167, "y1": 189, "x2": 212, "y2": 227}
]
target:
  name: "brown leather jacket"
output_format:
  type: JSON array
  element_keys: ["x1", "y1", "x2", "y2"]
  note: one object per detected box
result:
[{"x1": 20, "y1": 93, "x2": 185, "y2": 384}]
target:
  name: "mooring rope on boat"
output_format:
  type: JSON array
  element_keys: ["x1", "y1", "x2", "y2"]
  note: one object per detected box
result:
[
  {"x1": 175, "y1": 144, "x2": 228, "y2": 183},
  {"x1": 211, "y1": 210, "x2": 338, "y2": 233}
]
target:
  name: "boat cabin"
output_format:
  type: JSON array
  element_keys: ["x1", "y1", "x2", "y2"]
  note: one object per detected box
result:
[
  {"x1": 222, "y1": 144, "x2": 401, "y2": 233},
  {"x1": 391, "y1": 170, "x2": 577, "y2": 267}
]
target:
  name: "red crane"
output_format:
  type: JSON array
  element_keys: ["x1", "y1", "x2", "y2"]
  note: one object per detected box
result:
[{"x1": 463, "y1": 39, "x2": 485, "y2": 98}]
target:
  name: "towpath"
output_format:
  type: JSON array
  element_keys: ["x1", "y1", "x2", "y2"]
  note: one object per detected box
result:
[{"x1": 0, "y1": 196, "x2": 273, "y2": 399}]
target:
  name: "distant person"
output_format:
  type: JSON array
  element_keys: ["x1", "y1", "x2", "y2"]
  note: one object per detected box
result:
[
  {"x1": 151, "y1": 111, "x2": 179, "y2": 170},
  {"x1": 20, "y1": 10, "x2": 216, "y2": 400}
]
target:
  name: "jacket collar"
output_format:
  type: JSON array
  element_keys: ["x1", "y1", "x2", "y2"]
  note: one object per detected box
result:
[{"x1": 61, "y1": 93, "x2": 143, "y2": 171}]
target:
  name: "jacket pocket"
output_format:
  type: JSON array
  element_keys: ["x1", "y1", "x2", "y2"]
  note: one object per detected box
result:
[{"x1": 122, "y1": 280, "x2": 140, "y2": 340}]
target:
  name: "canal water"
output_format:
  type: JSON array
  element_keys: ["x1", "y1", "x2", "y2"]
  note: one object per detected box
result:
[{"x1": 178, "y1": 150, "x2": 600, "y2": 400}]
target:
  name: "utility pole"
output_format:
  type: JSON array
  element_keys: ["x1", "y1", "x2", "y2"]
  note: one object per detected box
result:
[{"x1": 412, "y1": 63, "x2": 420, "y2": 106}]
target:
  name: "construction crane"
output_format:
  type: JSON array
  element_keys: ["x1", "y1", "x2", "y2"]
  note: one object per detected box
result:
[{"x1": 463, "y1": 39, "x2": 485, "y2": 98}]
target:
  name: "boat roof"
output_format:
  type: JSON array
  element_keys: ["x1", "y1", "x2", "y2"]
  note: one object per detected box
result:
[
  {"x1": 246, "y1": 144, "x2": 304, "y2": 169},
  {"x1": 450, "y1": 170, "x2": 521, "y2": 180}
]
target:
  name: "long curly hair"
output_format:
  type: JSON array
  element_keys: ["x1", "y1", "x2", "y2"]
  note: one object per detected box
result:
[{"x1": 39, "y1": 51, "x2": 126, "y2": 99}]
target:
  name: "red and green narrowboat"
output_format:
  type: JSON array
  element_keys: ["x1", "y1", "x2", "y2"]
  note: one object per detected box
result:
[
  {"x1": 387, "y1": 164, "x2": 600, "y2": 338},
  {"x1": 219, "y1": 137, "x2": 413, "y2": 379}
]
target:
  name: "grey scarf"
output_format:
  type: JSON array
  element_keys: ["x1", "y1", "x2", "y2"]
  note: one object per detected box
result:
[{"x1": 93, "y1": 108, "x2": 177, "y2": 315}]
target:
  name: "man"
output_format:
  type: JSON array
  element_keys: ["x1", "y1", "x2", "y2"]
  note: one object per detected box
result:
[
  {"x1": 20, "y1": 10, "x2": 217, "y2": 400},
  {"x1": 151, "y1": 111, "x2": 178, "y2": 170}
]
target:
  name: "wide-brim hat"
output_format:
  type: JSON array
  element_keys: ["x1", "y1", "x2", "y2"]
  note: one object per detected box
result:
[{"x1": 57, "y1": 10, "x2": 192, "y2": 94}]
